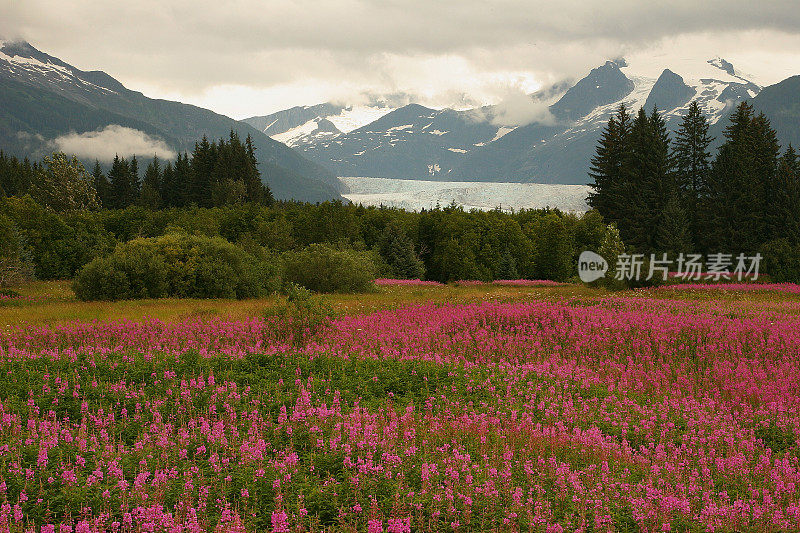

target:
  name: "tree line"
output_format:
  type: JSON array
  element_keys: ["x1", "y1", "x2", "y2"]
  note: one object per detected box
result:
[
  {"x1": 0, "y1": 194, "x2": 621, "y2": 286},
  {"x1": 589, "y1": 101, "x2": 800, "y2": 261},
  {"x1": 0, "y1": 131, "x2": 274, "y2": 211}
]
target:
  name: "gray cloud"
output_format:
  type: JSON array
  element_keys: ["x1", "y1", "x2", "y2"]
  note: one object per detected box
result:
[
  {"x1": 2, "y1": 1, "x2": 799, "y2": 117},
  {"x1": 52, "y1": 125, "x2": 176, "y2": 162},
  {"x1": 486, "y1": 90, "x2": 558, "y2": 127}
]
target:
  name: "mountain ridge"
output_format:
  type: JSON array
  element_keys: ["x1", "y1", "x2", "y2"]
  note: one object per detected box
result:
[{"x1": 251, "y1": 56, "x2": 779, "y2": 184}]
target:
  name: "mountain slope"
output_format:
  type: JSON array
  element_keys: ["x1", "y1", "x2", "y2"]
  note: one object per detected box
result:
[
  {"x1": 750, "y1": 76, "x2": 800, "y2": 149},
  {"x1": 0, "y1": 40, "x2": 341, "y2": 202},
  {"x1": 295, "y1": 103, "x2": 504, "y2": 179},
  {"x1": 242, "y1": 102, "x2": 395, "y2": 149},
  {"x1": 643, "y1": 69, "x2": 695, "y2": 113},
  {"x1": 550, "y1": 60, "x2": 635, "y2": 121}
]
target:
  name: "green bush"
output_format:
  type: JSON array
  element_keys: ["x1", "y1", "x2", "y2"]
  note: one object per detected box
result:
[
  {"x1": 282, "y1": 243, "x2": 376, "y2": 293},
  {"x1": 265, "y1": 283, "x2": 334, "y2": 346},
  {"x1": 1, "y1": 196, "x2": 115, "y2": 280},
  {"x1": 73, "y1": 234, "x2": 278, "y2": 301}
]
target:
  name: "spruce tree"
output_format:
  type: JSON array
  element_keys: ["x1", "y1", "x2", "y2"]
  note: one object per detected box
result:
[
  {"x1": 245, "y1": 134, "x2": 273, "y2": 205},
  {"x1": 129, "y1": 155, "x2": 140, "y2": 197},
  {"x1": 672, "y1": 101, "x2": 713, "y2": 250},
  {"x1": 140, "y1": 156, "x2": 162, "y2": 209},
  {"x1": 588, "y1": 104, "x2": 631, "y2": 223},
  {"x1": 108, "y1": 155, "x2": 137, "y2": 208},
  {"x1": 379, "y1": 220, "x2": 425, "y2": 279},
  {"x1": 172, "y1": 153, "x2": 191, "y2": 207},
  {"x1": 605, "y1": 106, "x2": 677, "y2": 254},
  {"x1": 752, "y1": 112, "x2": 782, "y2": 243},
  {"x1": 656, "y1": 192, "x2": 692, "y2": 257},
  {"x1": 160, "y1": 161, "x2": 176, "y2": 208},
  {"x1": 495, "y1": 249, "x2": 519, "y2": 280},
  {"x1": 91, "y1": 160, "x2": 112, "y2": 208},
  {"x1": 0, "y1": 152, "x2": 34, "y2": 197},
  {"x1": 707, "y1": 102, "x2": 779, "y2": 254},
  {"x1": 189, "y1": 137, "x2": 215, "y2": 207},
  {"x1": 770, "y1": 146, "x2": 800, "y2": 245}
]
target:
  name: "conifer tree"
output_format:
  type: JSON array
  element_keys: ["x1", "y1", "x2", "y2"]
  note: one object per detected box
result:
[
  {"x1": 140, "y1": 156, "x2": 162, "y2": 209},
  {"x1": 752, "y1": 112, "x2": 782, "y2": 242},
  {"x1": 0, "y1": 152, "x2": 35, "y2": 197},
  {"x1": 108, "y1": 155, "x2": 137, "y2": 209},
  {"x1": 129, "y1": 155, "x2": 140, "y2": 197},
  {"x1": 172, "y1": 153, "x2": 191, "y2": 207},
  {"x1": 770, "y1": 146, "x2": 800, "y2": 245},
  {"x1": 603, "y1": 106, "x2": 676, "y2": 254},
  {"x1": 588, "y1": 103, "x2": 631, "y2": 222},
  {"x1": 245, "y1": 133, "x2": 273, "y2": 205},
  {"x1": 707, "y1": 102, "x2": 779, "y2": 253},
  {"x1": 91, "y1": 160, "x2": 112, "y2": 208},
  {"x1": 656, "y1": 192, "x2": 692, "y2": 257},
  {"x1": 495, "y1": 249, "x2": 519, "y2": 280},
  {"x1": 672, "y1": 101, "x2": 713, "y2": 251},
  {"x1": 189, "y1": 136, "x2": 215, "y2": 207},
  {"x1": 160, "y1": 161, "x2": 176, "y2": 208},
  {"x1": 379, "y1": 220, "x2": 425, "y2": 279}
]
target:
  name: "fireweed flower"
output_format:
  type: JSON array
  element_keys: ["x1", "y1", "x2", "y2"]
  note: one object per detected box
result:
[{"x1": 0, "y1": 296, "x2": 796, "y2": 530}]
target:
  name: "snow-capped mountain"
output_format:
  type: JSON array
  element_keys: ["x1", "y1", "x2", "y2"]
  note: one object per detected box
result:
[
  {"x1": 252, "y1": 57, "x2": 768, "y2": 184},
  {"x1": 0, "y1": 40, "x2": 342, "y2": 202},
  {"x1": 242, "y1": 100, "x2": 399, "y2": 148},
  {"x1": 449, "y1": 57, "x2": 763, "y2": 184}
]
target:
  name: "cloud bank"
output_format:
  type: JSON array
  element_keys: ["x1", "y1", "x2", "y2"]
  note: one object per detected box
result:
[
  {"x1": 52, "y1": 125, "x2": 176, "y2": 162},
  {"x1": 2, "y1": 1, "x2": 799, "y2": 117}
]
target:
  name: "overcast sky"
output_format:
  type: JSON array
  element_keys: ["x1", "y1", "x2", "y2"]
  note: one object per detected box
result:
[{"x1": 3, "y1": 0, "x2": 800, "y2": 119}]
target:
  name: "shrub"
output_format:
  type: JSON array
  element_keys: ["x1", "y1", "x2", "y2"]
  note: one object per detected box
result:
[
  {"x1": 1, "y1": 196, "x2": 114, "y2": 280},
  {"x1": 265, "y1": 283, "x2": 334, "y2": 346},
  {"x1": 282, "y1": 243, "x2": 376, "y2": 293},
  {"x1": 73, "y1": 234, "x2": 278, "y2": 301}
]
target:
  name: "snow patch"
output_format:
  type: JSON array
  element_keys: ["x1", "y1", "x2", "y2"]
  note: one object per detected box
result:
[
  {"x1": 271, "y1": 119, "x2": 321, "y2": 146},
  {"x1": 328, "y1": 106, "x2": 393, "y2": 133},
  {"x1": 491, "y1": 126, "x2": 517, "y2": 143}
]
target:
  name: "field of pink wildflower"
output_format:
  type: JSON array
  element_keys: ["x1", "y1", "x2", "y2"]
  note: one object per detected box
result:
[{"x1": 0, "y1": 292, "x2": 798, "y2": 532}]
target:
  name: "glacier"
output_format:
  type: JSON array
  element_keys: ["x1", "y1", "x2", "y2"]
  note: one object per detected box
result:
[{"x1": 339, "y1": 176, "x2": 591, "y2": 212}]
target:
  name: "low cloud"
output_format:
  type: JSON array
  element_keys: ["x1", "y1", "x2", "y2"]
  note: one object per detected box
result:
[
  {"x1": 52, "y1": 125, "x2": 175, "y2": 162},
  {"x1": 475, "y1": 89, "x2": 558, "y2": 127},
  {"x1": 16, "y1": 131, "x2": 45, "y2": 142}
]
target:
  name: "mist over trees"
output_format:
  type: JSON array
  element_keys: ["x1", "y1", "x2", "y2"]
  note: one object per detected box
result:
[{"x1": 6, "y1": 130, "x2": 276, "y2": 212}]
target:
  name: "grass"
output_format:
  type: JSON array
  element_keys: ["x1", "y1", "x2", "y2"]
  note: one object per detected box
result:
[
  {"x1": 3, "y1": 280, "x2": 607, "y2": 326},
  {"x1": 5, "y1": 279, "x2": 800, "y2": 327}
]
